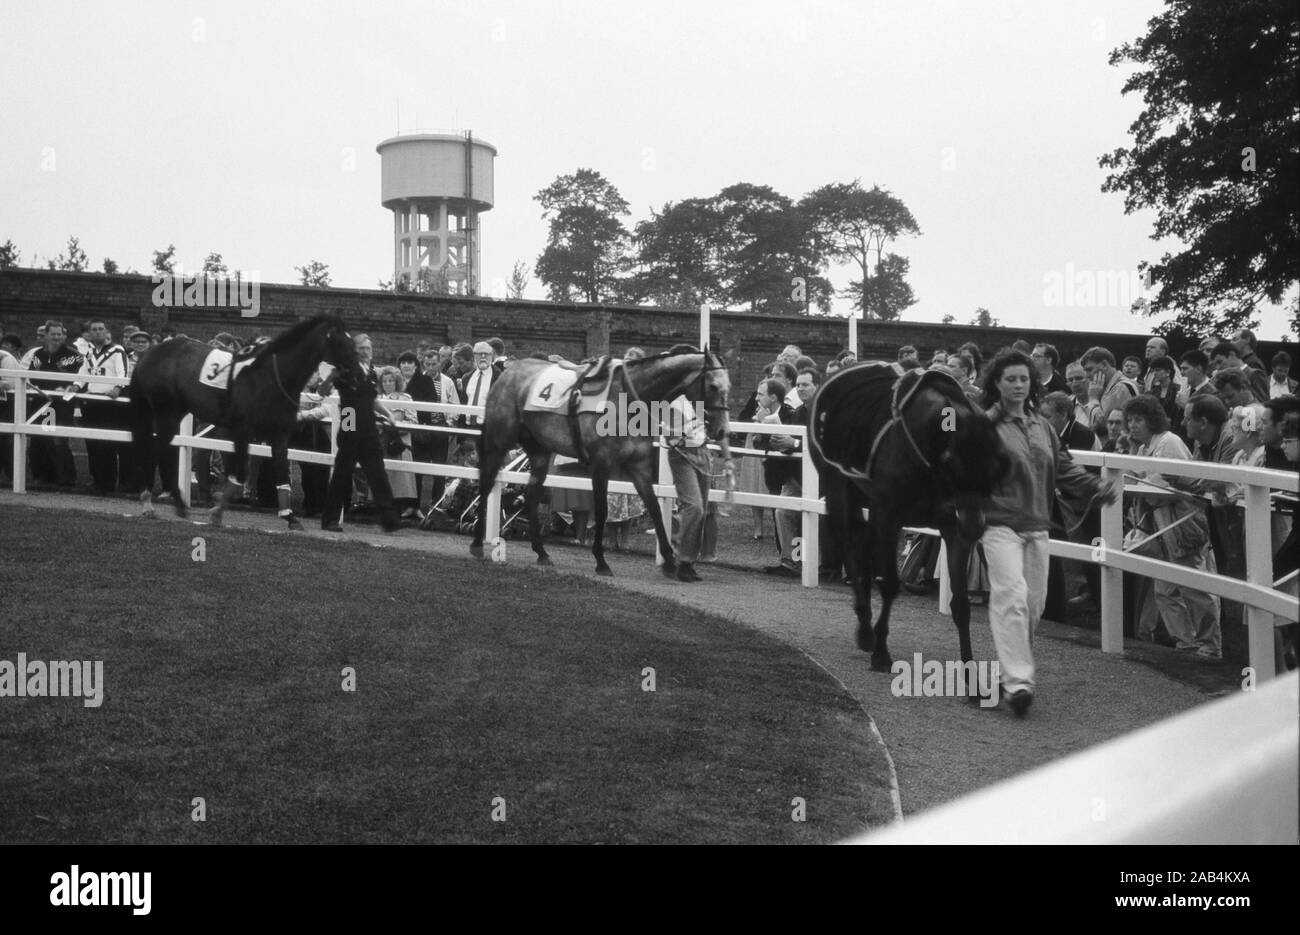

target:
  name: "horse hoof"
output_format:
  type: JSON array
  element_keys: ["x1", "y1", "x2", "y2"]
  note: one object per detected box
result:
[
  {"x1": 537, "y1": 554, "x2": 553, "y2": 567},
  {"x1": 596, "y1": 565, "x2": 613, "y2": 577},
  {"x1": 870, "y1": 652, "x2": 893, "y2": 673},
  {"x1": 469, "y1": 544, "x2": 484, "y2": 559},
  {"x1": 173, "y1": 503, "x2": 188, "y2": 519},
  {"x1": 856, "y1": 628, "x2": 875, "y2": 654},
  {"x1": 287, "y1": 517, "x2": 303, "y2": 531},
  {"x1": 660, "y1": 560, "x2": 677, "y2": 578},
  {"x1": 209, "y1": 510, "x2": 223, "y2": 528}
]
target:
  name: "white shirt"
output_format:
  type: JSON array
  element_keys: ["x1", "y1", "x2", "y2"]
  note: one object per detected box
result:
[
  {"x1": 77, "y1": 342, "x2": 128, "y2": 394},
  {"x1": 660, "y1": 395, "x2": 705, "y2": 448},
  {"x1": 1270, "y1": 376, "x2": 1295, "y2": 399},
  {"x1": 463, "y1": 366, "x2": 494, "y2": 424}
]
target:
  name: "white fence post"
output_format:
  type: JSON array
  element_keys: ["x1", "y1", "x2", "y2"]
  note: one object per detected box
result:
[
  {"x1": 12, "y1": 375, "x2": 28, "y2": 493},
  {"x1": 1099, "y1": 464, "x2": 1125, "y2": 654},
  {"x1": 1243, "y1": 483, "x2": 1276, "y2": 681},
  {"x1": 176, "y1": 414, "x2": 193, "y2": 508}
]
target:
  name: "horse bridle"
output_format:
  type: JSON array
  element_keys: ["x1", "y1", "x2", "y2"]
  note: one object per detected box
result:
[
  {"x1": 267, "y1": 326, "x2": 352, "y2": 407},
  {"x1": 862, "y1": 370, "x2": 966, "y2": 481},
  {"x1": 623, "y1": 348, "x2": 730, "y2": 421}
]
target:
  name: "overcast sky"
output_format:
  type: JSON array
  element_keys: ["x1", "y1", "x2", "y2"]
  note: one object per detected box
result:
[{"x1": 2, "y1": 0, "x2": 1291, "y2": 340}]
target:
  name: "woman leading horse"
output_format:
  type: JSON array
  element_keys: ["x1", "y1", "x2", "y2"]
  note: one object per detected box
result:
[{"x1": 810, "y1": 363, "x2": 1009, "y2": 675}]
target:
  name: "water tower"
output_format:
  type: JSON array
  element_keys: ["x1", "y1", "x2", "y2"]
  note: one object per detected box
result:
[{"x1": 376, "y1": 131, "x2": 496, "y2": 295}]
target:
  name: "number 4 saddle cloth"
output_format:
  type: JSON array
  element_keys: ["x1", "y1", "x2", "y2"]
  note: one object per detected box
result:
[{"x1": 522, "y1": 356, "x2": 622, "y2": 416}]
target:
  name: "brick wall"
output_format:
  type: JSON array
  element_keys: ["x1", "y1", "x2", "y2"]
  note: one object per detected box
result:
[{"x1": 2, "y1": 269, "x2": 1290, "y2": 411}]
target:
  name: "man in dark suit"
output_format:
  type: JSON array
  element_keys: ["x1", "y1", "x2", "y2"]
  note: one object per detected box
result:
[{"x1": 322, "y1": 332, "x2": 398, "y2": 533}]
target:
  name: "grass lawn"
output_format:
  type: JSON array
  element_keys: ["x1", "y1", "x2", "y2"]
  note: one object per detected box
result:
[{"x1": 0, "y1": 504, "x2": 892, "y2": 844}]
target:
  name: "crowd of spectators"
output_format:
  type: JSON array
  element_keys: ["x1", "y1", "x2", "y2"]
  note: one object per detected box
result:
[{"x1": 2, "y1": 317, "x2": 1296, "y2": 666}]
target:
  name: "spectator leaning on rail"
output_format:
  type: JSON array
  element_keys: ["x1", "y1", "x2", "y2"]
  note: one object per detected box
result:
[
  {"x1": 27, "y1": 320, "x2": 83, "y2": 488},
  {"x1": 1079, "y1": 346, "x2": 1139, "y2": 437},
  {"x1": 70, "y1": 320, "x2": 128, "y2": 496},
  {"x1": 979, "y1": 350, "x2": 1119, "y2": 716},
  {"x1": 1124, "y1": 394, "x2": 1221, "y2": 659}
]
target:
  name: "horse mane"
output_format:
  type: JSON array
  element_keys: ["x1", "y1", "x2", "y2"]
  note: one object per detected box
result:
[
  {"x1": 257, "y1": 314, "x2": 345, "y2": 356},
  {"x1": 624, "y1": 344, "x2": 702, "y2": 367}
]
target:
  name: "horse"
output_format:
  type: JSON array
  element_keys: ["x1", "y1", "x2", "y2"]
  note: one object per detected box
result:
[
  {"x1": 128, "y1": 314, "x2": 360, "y2": 530},
  {"x1": 469, "y1": 345, "x2": 733, "y2": 576},
  {"x1": 809, "y1": 364, "x2": 1009, "y2": 678}
]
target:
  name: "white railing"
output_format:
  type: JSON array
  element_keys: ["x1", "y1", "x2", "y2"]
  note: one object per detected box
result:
[
  {"x1": 0, "y1": 367, "x2": 821, "y2": 574},
  {"x1": 4, "y1": 369, "x2": 1296, "y2": 678},
  {"x1": 849, "y1": 670, "x2": 1298, "y2": 844}
]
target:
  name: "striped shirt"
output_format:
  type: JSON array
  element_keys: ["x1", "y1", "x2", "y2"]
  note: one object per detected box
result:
[{"x1": 77, "y1": 342, "x2": 128, "y2": 394}]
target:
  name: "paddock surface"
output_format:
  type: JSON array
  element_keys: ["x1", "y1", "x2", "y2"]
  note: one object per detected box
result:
[{"x1": 0, "y1": 490, "x2": 1229, "y2": 819}]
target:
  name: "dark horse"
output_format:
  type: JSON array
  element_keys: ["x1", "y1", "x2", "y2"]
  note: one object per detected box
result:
[
  {"x1": 809, "y1": 364, "x2": 1008, "y2": 675},
  {"x1": 469, "y1": 346, "x2": 733, "y2": 575},
  {"x1": 128, "y1": 314, "x2": 360, "y2": 529}
]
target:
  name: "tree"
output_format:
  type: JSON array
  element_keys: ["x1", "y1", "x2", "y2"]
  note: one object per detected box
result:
[
  {"x1": 711, "y1": 183, "x2": 831, "y2": 314},
  {"x1": 295, "y1": 261, "x2": 331, "y2": 288},
  {"x1": 152, "y1": 244, "x2": 177, "y2": 275},
  {"x1": 0, "y1": 240, "x2": 19, "y2": 269},
  {"x1": 102, "y1": 258, "x2": 119, "y2": 274},
  {"x1": 629, "y1": 197, "x2": 728, "y2": 308},
  {"x1": 941, "y1": 313, "x2": 956, "y2": 325},
  {"x1": 970, "y1": 307, "x2": 1000, "y2": 328},
  {"x1": 802, "y1": 181, "x2": 921, "y2": 319},
  {"x1": 1099, "y1": 0, "x2": 1300, "y2": 336},
  {"x1": 48, "y1": 236, "x2": 89, "y2": 272},
  {"x1": 506, "y1": 260, "x2": 530, "y2": 300},
  {"x1": 202, "y1": 252, "x2": 228, "y2": 275},
  {"x1": 841, "y1": 254, "x2": 917, "y2": 322},
  {"x1": 534, "y1": 169, "x2": 631, "y2": 303}
]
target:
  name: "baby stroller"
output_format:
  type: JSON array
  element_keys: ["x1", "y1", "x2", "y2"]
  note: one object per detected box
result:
[{"x1": 423, "y1": 450, "x2": 530, "y2": 537}]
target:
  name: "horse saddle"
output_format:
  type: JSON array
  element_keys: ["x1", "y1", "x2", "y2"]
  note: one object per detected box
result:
[{"x1": 523, "y1": 356, "x2": 620, "y2": 415}]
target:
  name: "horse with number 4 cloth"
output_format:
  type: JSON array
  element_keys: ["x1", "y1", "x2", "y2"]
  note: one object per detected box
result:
[{"x1": 470, "y1": 346, "x2": 734, "y2": 577}]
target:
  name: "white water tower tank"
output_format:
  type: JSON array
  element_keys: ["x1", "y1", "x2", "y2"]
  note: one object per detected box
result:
[{"x1": 376, "y1": 131, "x2": 496, "y2": 295}]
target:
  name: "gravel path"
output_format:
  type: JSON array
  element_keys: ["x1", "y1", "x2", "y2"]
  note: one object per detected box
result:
[{"x1": 2, "y1": 490, "x2": 1229, "y2": 818}]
